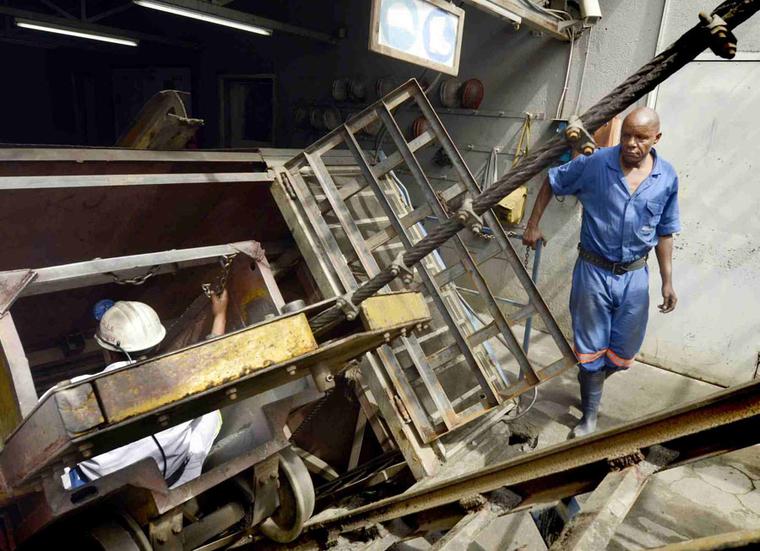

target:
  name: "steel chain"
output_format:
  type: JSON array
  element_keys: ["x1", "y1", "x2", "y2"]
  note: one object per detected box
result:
[
  {"x1": 107, "y1": 265, "x2": 161, "y2": 286},
  {"x1": 201, "y1": 254, "x2": 237, "y2": 298}
]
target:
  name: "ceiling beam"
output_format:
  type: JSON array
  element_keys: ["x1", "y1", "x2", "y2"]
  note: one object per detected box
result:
[
  {"x1": 137, "y1": 0, "x2": 338, "y2": 44},
  {"x1": 0, "y1": 5, "x2": 197, "y2": 49},
  {"x1": 39, "y1": 0, "x2": 76, "y2": 20},
  {"x1": 87, "y1": 3, "x2": 134, "y2": 23},
  {"x1": 462, "y1": 0, "x2": 570, "y2": 41}
]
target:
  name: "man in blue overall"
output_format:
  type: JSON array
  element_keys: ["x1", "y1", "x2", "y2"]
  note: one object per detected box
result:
[{"x1": 523, "y1": 107, "x2": 680, "y2": 438}]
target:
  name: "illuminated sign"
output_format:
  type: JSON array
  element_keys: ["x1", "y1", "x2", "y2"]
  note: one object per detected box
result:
[{"x1": 369, "y1": 0, "x2": 465, "y2": 76}]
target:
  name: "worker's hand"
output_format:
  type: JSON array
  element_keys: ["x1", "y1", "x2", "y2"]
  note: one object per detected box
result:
[
  {"x1": 210, "y1": 289, "x2": 229, "y2": 316},
  {"x1": 658, "y1": 283, "x2": 677, "y2": 313},
  {"x1": 522, "y1": 224, "x2": 545, "y2": 250}
]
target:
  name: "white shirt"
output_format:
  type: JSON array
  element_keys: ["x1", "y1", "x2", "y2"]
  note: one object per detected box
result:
[{"x1": 72, "y1": 361, "x2": 222, "y2": 487}]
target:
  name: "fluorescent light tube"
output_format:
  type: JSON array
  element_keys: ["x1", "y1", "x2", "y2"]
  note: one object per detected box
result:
[
  {"x1": 14, "y1": 18, "x2": 139, "y2": 46},
  {"x1": 134, "y1": 0, "x2": 272, "y2": 36}
]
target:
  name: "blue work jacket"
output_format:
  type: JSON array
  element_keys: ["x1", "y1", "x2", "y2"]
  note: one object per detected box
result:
[{"x1": 548, "y1": 145, "x2": 681, "y2": 263}]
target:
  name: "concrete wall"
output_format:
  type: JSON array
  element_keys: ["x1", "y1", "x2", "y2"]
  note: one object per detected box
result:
[{"x1": 636, "y1": 0, "x2": 760, "y2": 386}]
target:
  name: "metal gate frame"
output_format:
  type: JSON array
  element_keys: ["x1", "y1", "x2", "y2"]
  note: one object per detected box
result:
[{"x1": 271, "y1": 79, "x2": 577, "y2": 477}]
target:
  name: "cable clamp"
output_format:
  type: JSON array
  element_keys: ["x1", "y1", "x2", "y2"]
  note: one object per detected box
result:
[
  {"x1": 699, "y1": 11, "x2": 737, "y2": 59},
  {"x1": 455, "y1": 194, "x2": 485, "y2": 235},
  {"x1": 565, "y1": 115, "x2": 597, "y2": 156},
  {"x1": 335, "y1": 293, "x2": 360, "y2": 321},
  {"x1": 389, "y1": 252, "x2": 415, "y2": 287}
]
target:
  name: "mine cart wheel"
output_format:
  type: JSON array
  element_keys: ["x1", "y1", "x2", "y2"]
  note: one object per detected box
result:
[
  {"x1": 260, "y1": 447, "x2": 315, "y2": 543},
  {"x1": 84, "y1": 512, "x2": 152, "y2": 551}
]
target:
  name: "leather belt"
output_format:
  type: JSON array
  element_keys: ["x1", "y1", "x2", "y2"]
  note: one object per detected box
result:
[{"x1": 578, "y1": 245, "x2": 648, "y2": 275}]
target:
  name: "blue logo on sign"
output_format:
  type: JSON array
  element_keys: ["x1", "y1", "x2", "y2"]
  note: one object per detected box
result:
[
  {"x1": 423, "y1": 8, "x2": 456, "y2": 63},
  {"x1": 380, "y1": 0, "x2": 418, "y2": 51}
]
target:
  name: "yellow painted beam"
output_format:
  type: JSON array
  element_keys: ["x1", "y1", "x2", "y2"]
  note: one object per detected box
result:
[
  {"x1": 96, "y1": 313, "x2": 317, "y2": 424},
  {"x1": 360, "y1": 292, "x2": 431, "y2": 332}
]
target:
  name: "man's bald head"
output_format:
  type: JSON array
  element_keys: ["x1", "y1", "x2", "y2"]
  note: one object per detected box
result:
[
  {"x1": 620, "y1": 107, "x2": 662, "y2": 167},
  {"x1": 624, "y1": 107, "x2": 661, "y2": 133}
]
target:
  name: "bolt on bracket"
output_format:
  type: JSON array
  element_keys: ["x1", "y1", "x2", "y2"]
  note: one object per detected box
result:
[
  {"x1": 455, "y1": 194, "x2": 485, "y2": 234},
  {"x1": 335, "y1": 294, "x2": 360, "y2": 321},
  {"x1": 565, "y1": 115, "x2": 597, "y2": 156},
  {"x1": 389, "y1": 252, "x2": 415, "y2": 286}
]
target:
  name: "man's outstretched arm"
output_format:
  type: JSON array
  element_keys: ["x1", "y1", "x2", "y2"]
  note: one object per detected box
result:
[
  {"x1": 210, "y1": 289, "x2": 229, "y2": 336},
  {"x1": 655, "y1": 235, "x2": 677, "y2": 313},
  {"x1": 522, "y1": 176, "x2": 553, "y2": 249}
]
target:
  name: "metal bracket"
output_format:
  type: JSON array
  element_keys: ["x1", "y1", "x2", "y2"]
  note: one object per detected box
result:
[
  {"x1": 565, "y1": 115, "x2": 597, "y2": 156},
  {"x1": 389, "y1": 252, "x2": 415, "y2": 287},
  {"x1": 0, "y1": 270, "x2": 36, "y2": 316},
  {"x1": 148, "y1": 508, "x2": 183, "y2": 550},
  {"x1": 309, "y1": 362, "x2": 336, "y2": 392},
  {"x1": 699, "y1": 11, "x2": 738, "y2": 59},
  {"x1": 335, "y1": 294, "x2": 360, "y2": 321},
  {"x1": 252, "y1": 454, "x2": 280, "y2": 527},
  {"x1": 455, "y1": 194, "x2": 485, "y2": 234}
]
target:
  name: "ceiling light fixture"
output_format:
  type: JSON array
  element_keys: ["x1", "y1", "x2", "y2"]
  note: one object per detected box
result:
[
  {"x1": 134, "y1": 0, "x2": 272, "y2": 36},
  {"x1": 14, "y1": 18, "x2": 139, "y2": 46}
]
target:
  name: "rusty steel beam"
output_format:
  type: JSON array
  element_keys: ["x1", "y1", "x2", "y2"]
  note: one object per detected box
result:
[
  {"x1": 8, "y1": 241, "x2": 266, "y2": 298},
  {"x1": 0, "y1": 147, "x2": 262, "y2": 163},
  {"x1": 294, "y1": 378, "x2": 760, "y2": 543},
  {"x1": 0, "y1": 171, "x2": 270, "y2": 190},
  {"x1": 550, "y1": 446, "x2": 678, "y2": 551}
]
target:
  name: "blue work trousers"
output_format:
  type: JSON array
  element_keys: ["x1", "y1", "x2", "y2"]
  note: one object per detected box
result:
[{"x1": 570, "y1": 258, "x2": 649, "y2": 373}]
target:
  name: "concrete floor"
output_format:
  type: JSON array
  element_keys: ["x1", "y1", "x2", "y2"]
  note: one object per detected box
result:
[
  {"x1": 526, "y1": 361, "x2": 760, "y2": 549},
  {"x1": 431, "y1": 324, "x2": 760, "y2": 548}
]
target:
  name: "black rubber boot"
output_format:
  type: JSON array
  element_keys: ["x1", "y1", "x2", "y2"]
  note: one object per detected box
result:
[
  {"x1": 604, "y1": 366, "x2": 622, "y2": 379},
  {"x1": 569, "y1": 369, "x2": 605, "y2": 438}
]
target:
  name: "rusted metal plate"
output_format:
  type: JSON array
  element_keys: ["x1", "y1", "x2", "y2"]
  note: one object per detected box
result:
[
  {"x1": 116, "y1": 90, "x2": 201, "y2": 150},
  {"x1": 96, "y1": 314, "x2": 317, "y2": 424},
  {"x1": 360, "y1": 292, "x2": 430, "y2": 332},
  {"x1": 0, "y1": 353, "x2": 23, "y2": 445},
  {"x1": 0, "y1": 314, "x2": 37, "y2": 424},
  {"x1": 226, "y1": 256, "x2": 284, "y2": 330},
  {"x1": 54, "y1": 384, "x2": 104, "y2": 435},
  {"x1": 0, "y1": 397, "x2": 67, "y2": 490}
]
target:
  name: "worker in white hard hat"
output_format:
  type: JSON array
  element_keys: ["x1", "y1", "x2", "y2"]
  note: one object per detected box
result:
[{"x1": 66, "y1": 291, "x2": 229, "y2": 490}]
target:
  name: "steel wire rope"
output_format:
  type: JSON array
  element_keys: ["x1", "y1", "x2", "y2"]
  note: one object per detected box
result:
[{"x1": 310, "y1": 0, "x2": 758, "y2": 335}]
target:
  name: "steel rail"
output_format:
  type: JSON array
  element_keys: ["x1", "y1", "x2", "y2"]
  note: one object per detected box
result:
[{"x1": 298, "y1": 378, "x2": 760, "y2": 539}]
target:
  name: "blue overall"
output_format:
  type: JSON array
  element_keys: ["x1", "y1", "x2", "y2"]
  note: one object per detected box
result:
[{"x1": 548, "y1": 145, "x2": 681, "y2": 373}]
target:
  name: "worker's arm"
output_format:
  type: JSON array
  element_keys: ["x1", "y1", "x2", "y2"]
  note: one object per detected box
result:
[
  {"x1": 655, "y1": 235, "x2": 677, "y2": 313},
  {"x1": 522, "y1": 177, "x2": 553, "y2": 249},
  {"x1": 210, "y1": 289, "x2": 229, "y2": 336}
]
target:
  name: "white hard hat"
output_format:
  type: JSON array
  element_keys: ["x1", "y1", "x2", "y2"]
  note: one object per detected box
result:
[{"x1": 95, "y1": 301, "x2": 166, "y2": 353}]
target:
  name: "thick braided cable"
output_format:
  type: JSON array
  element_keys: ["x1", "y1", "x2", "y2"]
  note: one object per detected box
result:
[{"x1": 310, "y1": 0, "x2": 759, "y2": 333}]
